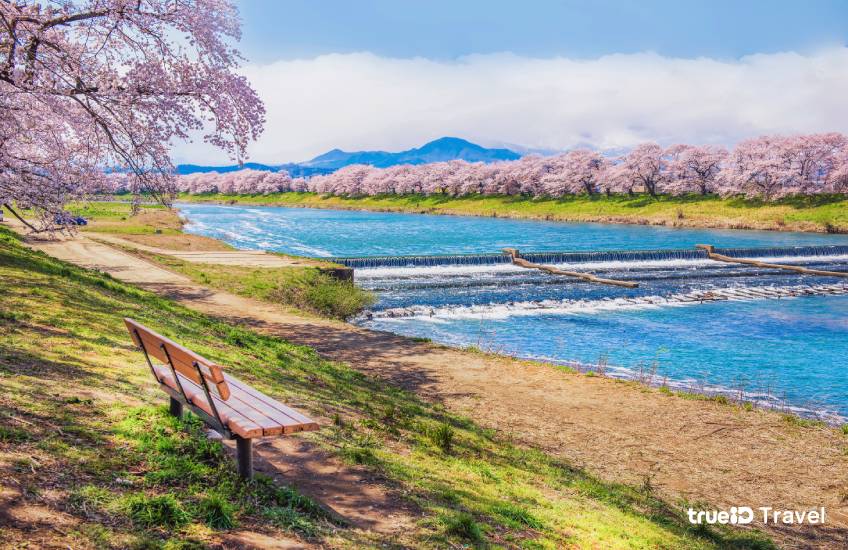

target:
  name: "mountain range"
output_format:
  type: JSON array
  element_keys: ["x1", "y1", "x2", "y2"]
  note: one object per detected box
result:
[{"x1": 176, "y1": 137, "x2": 522, "y2": 176}]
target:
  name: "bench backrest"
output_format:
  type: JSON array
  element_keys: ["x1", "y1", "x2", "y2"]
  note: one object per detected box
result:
[{"x1": 124, "y1": 318, "x2": 231, "y2": 401}]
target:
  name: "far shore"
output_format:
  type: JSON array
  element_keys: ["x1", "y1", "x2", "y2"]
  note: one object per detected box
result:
[{"x1": 170, "y1": 191, "x2": 848, "y2": 235}]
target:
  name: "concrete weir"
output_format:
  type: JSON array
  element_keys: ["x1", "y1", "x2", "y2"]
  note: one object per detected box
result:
[
  {"x1": 332, "y1": 244, "x2": 848, "y2": 269},
  {"x1": 363, "y1": 283, "x2": 848, "y2": 320}
]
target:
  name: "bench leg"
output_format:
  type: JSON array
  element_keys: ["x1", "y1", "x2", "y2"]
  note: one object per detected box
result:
[
  {"x1": 236, "y1": 436, "x2": 253, "y2": 480},
  {"x1": 169, "y1": 397, "x2": 183, "y2": 418}
]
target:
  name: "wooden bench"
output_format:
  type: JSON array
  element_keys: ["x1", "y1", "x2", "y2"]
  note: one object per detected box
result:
[{"x1": 124, "y1": 318, "x2": 319, "y2": 479}]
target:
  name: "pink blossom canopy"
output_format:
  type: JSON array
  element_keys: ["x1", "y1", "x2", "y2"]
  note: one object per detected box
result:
[
  {"x1": 1, "y1": 0, "x2": 265, "y2": 225},
  {"x1": 172, "y1": 134, "x2": 845, "y2": 202}
]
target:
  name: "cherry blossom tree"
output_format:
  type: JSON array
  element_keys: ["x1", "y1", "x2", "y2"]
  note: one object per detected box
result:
[
  {"x1": 828, "y1": 148, "x2": 848, "y2": 193},
  {"x1": 665, "y1": 144, "x2": 728, "y2": 195},
  {"x1": 721, "y1": 136, "x2": 793, "y2": 199},
  {"x1": 614, "y1": 143, "x2": 667, "y2": 197},
  {"x1": 555, "y1": 149, "x2": 605, "y2": 196},
  {"x1": 1, "y1": 0, "x2": 264, "y2": 227},
  {"x1": 781, "y1": 133, "x2": 847, "y2": 195}
]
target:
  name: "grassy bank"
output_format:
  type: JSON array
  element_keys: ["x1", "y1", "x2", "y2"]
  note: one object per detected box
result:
[
  {"x1": 66, "y1": 201, "x2": 234, "y2": 252},
  {"x1": 0, "y1": 225, "x2": 775, "y2": 548},
  {"x1": 69, "y1": 202, "x2": 372, "y2": 320},
  {"x1": 178, "y1": 192, "x2": 848, "y2": 233},
  {"x1": 137, "y1": 252, "x2": 374, "y2": 320}
]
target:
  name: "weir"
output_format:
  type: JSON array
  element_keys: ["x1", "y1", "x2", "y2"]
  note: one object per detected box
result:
[
  {"x1": 332, "y1": 245, "x2": 848, "y2": 269},
  {"x1": 360, "y1": 283, "x2": 848, "y2": 320}
]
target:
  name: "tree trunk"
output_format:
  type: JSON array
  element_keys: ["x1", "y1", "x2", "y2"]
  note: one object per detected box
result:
[{"x1": 644, "y1": 180, "x2": 657, "y2": 197}]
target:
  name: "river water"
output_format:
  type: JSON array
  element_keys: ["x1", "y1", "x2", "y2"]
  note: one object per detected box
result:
[{"x1": 179, "y1": 203, "x2": 848, "y2": 419}]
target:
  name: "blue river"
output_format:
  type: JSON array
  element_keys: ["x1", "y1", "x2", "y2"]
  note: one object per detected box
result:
[
  {"x1": 179, "y1": 203, "x2": 848, "y2": 419},
  {"x1": 177, "y1": 203, "x2": 848, "y2": 256}
]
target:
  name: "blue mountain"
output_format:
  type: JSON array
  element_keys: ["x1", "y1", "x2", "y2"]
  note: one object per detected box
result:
[
  {"x1": 175, "y1": 137, "x2": 522, "y2": 175},
  {"x1": 301, "y1": 137, "x2": 521, "y2": 170}
]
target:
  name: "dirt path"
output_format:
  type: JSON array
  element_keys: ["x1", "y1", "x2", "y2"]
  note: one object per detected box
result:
[
  {"x1": 19, "y1": 228, "x2": 848, "y2": 548},
  {"x1": 88, "y1": 232, "x2": 329, "y2": 267}
]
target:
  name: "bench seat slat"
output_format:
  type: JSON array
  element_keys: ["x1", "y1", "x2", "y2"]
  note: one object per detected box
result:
[
  {"x1": 224, "y1": 375, "x2": 320, "y2": 433},
  {"x1": 154, "y1": 366, "x2": 318, "y2": 437},
  {"x1": 154, "y1": 366, "x2": 267, "y2": 438}
]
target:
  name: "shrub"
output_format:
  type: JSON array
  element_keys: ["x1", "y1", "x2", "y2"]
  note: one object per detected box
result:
[
  {"x1": 125, "y1": 494, "x2": 190, "y2": 528},
  {"x1": 341, "y1": 445, "x2": 377, "y2": 465},
  {"x1": 441, "y1": 511, "x2": 483, "y2": 543},
  {"x1": 428, "y1": 423, "x2": 455, "y2": 453},
  {"x1": 269, "y1": 270, "x2": 374, "y2": 320},
  {"x1": 0, "y1": 425, "x2": 30, "y2": 443},
  {"x1": 197, "y1": 493, "x2": 236, "y2": 529},
  {"x1": 490, "y1": 502, "x2": 543, "y2": 529}
]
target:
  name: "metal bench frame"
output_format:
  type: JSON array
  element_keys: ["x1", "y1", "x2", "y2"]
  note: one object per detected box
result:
[{"x1": 133, "y1": 327, "x2": 254, "y2": 478}]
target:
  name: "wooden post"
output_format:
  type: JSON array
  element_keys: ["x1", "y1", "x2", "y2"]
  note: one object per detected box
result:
[{"x1": 236, "y1": 436, "x2": 253, "y2": 480}]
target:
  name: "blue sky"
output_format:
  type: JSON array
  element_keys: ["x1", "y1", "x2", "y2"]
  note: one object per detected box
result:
[
  {"x1": 236, "y1": 0, "x2": 847, "y2": 61},
  {"x1": 174, "y1": 1, "x2": 848, "y2": 164}
]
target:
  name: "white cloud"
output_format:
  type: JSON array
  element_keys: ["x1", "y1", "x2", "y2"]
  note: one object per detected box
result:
[{"x1": 171, "y1": 48, "x2": 848, "y2": 164}]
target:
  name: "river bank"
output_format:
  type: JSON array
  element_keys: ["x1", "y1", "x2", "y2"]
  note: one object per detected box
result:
[
  {"x1": 7, "y1": 223, "x2": 848, "y2": 548},
  {"x1": 6, "y1": 210, "x2": 848, "y2": 547},
  {"x1": 176, "y1": 192, "x2": 848, "y2": 234}
]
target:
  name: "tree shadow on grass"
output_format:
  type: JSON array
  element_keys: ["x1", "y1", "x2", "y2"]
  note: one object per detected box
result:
[
  {"x1": 0, "y1": 347, "x2": 94, "y2": 383},
  {"x1": 725, "y1": 194, "x2": 847, "y2": 210}
]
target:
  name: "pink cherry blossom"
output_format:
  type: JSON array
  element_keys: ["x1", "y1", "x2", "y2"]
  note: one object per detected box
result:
[
  {"x1": 1, "y1": 0, "x2": 264, "y2": 227},
  {"x1": 173, "y1": 133, "x2": 848, "y2": 202},
  {"x1": 665, "y1": 145, "x2": 728, "y2": 195}
]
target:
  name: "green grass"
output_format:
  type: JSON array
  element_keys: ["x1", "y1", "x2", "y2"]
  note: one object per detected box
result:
[
  {"x1": 439, "y1": 511, "x2": 483, "y2": 543},
  {"x1": 69, "y1": 201, "x2": 184, "y2": 235},
  {"x1": 66, "y1": 407, "x2": 327, "y2": 545},
  {"x1": 69, "y1": 201, "x2": 163, "y2": 220},
  {"x1": 137, "y1": 252, "x2": 374, "y2": 320},
  {"x1": 178, "y1": 192, "x2": 848, "y2": 233},
  {"x1": 0, "y1": 225, "x2": 776, "y2": 548},
  {"x1": 780, "y1": 414, "x2": 828, "y2": 429}
]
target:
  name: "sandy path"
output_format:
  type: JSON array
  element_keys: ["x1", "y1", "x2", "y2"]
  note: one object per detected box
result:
[
  {"x1": 20, "y1": 230, "x2": 848, "y2": 548},
  {"x1": 88, "y1": 232, "x2": 328, "y2": 267}
]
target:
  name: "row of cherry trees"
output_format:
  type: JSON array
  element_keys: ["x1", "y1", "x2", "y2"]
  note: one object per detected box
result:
[{"x1": 165, "y1": 133, "x2": 848, "y2": 201}]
